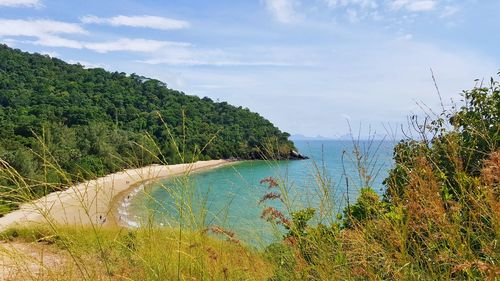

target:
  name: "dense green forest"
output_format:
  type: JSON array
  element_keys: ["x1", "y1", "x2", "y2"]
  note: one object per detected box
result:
[{"x1": 0, "y1": 45, "x2": 294, "y2": 213}]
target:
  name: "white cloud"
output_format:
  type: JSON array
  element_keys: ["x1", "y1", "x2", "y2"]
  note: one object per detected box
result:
[
  {"x1": 263, "y1": 0, "x2": 297, "y2": 23},
  {"x1": 0, "y1": 18, "x2": 193, "y2": 54},
  {"x1": 0, "y1": 19, "x2": 87, "y2": 49},
  {"x1": 137, "y1": 44, "x2": 301, "y2": 66},
  {"x1": 398, "y1": 33, "x2": 413, "y2": 40},
  {"x1": 390, "y1": 0, "x2": 437, "y2": 12},
  {"x1": 81, "y1": 15, "x2": 189, "y2": 30},
  {"x1": 66, "y1": 59, "x2": 105, "y2": 69},
  {"x1": 40, "y1": 50, "x2": 59, "y2": 57},
  {"x1": 0, "y1": 0, "x2": 41, "y2": 7},
  {"x1": 141, "y1": 57, "x2": 295, "y2": 66},
  {"x1": 30, "y1": 36, "x2": 192, "y2": 55},
  {"x1": 0, "y1": 38, "x2": 16, "y2": 45},
  {"x1": 325, "y1": 0, "x2": 440, "y2": 12},
  {"x1": 323, "y1": 0, "x2": 454, "y2": 24},
  {"x1": 0, "y1": 18, "x2": 87, "y2": 49},
  {"x1": 83, "y1": 38, "x2": 190, "y2": 53},
  {"x1": 440, "y1": 5, "x2": 459, "y2": 17},
  {"x1": 138, "y1": 46, "x2": 292, "y2": 66},
  {"x1": 324, "y1": 0, "x2": 377, "y2": 9},
  {"x1": 34, "y1": 35, "x2": 83, "y2": 48},
  {"x1": 0, "y1": 19, "x2": 86, "y2": 37}
]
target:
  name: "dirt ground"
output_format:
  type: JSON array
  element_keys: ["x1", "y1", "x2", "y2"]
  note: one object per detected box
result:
[{"x1": 0, "y1": 240, "x2": 68, "y2": 281}]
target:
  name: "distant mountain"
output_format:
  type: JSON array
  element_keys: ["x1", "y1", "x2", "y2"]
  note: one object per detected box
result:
[
  {"x1": 289, "y1": 134, "x2": 337, "y2": 141},
  {"x1": 290, "y1": 133, "x2": 389, "y2": 141}
]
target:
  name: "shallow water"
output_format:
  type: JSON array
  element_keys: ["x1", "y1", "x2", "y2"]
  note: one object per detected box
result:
[{"x1": 125, "y1": 140, "x2": 395, "y2": 246}]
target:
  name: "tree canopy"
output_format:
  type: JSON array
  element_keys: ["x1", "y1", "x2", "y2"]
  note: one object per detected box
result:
[{"x1": 0, "y1": 44, "x2": 295, "y2": 213}]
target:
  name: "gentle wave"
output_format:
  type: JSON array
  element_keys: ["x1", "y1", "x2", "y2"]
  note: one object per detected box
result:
[{"x1": 117, "y1": 181, "x2": 151, "y2": 228}]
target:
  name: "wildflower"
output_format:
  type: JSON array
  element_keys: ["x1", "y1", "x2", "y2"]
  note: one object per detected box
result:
[
  {"x1": 260, "y1": 177, "x2": 278, "y2": 189},
  {"x1": 261, "y1": 207, "x2": 290, "y2": 226},
  {"x1": 259, "y1": 192, "x2": 282, "y2": 204},
  {"x1": 209, "y1": 225, "x2": 240, "y2": 244}
]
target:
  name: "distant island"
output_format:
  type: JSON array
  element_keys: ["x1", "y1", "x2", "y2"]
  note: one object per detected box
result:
[
  {"x1": 289, "y1": 134, "x2": 338, "y2": 141},
  {"x1": 290, "y1": 133, "x2": 387, "y2": 141}
]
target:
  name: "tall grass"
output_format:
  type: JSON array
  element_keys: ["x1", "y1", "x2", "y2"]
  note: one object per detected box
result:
[
  {"x1": 0, "y1": 225, "x2": 271, "y2": 280},
  {"x1": 0, "y1": 112, "x2": 272, "y2": 280},
  {"x1": 253, "y1": 77, "x2": 499, "y2": 280},
  {"x1": 0, "y1": 78, "x2": 498, "y2": 280}
]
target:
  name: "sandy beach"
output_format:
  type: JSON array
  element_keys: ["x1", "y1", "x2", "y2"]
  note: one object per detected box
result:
[{"x1": 0, "y1": 160, "x2": 234, "y2": 232}]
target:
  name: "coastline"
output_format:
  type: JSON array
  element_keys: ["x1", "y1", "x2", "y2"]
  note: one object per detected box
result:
[
  {"x1": 0, "y1": 159, "x2": 237, "y2": 232},
  {"x1": 110, "y1": 159, "x2": 238, "y2": 228}
]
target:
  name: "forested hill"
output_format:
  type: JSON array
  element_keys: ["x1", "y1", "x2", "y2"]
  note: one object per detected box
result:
[{"x1": 0, "y1": 45, "x2": 294, "y2": 183}]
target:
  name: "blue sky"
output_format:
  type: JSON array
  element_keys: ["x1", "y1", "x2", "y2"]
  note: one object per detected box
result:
[{"x1": 1, "y1": 0, "x2": 498, "y2": 138}]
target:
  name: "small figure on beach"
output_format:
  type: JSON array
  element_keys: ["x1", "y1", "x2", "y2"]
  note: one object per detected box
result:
[{"x1": 98, "y1": 214, "x2": 107, "y2": 224}]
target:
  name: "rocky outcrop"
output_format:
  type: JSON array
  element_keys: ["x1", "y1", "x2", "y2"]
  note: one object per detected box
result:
[
  {"x1": 245, "y1": 150, "x2": 309, "y2": 160},
  {"x1": 290, "y1": 150, "x2": 309, "y2": 160}
]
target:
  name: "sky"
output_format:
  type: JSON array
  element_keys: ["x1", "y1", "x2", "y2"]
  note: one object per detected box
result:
[{"x1": 0, "y1": 0, "x2": 498, "y2": 138}]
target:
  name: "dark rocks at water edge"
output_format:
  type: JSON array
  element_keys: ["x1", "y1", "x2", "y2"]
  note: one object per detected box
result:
[
  {"x1": 244, "y1": 150, "x2": 309, "y2": 160},
  {"x1": 290, "y1": 150, "x2": 309, "y2": 160}
]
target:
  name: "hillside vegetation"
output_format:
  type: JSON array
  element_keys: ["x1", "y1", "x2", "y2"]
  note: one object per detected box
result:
[
  {"x1": 0, "y1": 44, "x2": 498, "y2": 280},
  {"x1": 0, "y1": 45, "x2": 294, "y2": 213}
]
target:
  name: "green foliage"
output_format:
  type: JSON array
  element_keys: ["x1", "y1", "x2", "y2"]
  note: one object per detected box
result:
[
  {"x1": 385, "y1": 74, "x2": 499, "y2": 203},
  {"x1": 264, "y1": 243, "x2": 297, "y2": 281},
  {"x1": 286, "y1": 208, "x2": 316, "y2": 238},
  {"x1": 262, "y1": 75, "x2": 499, "y2": 280},
  {"x1": 450, "y1": 77, "x2": 499, "y2": 175},
  {"x1": 0, "y1": 45, "x2": 295, "y2": 213},
  {"x1": 342, "y1": 187, "x2": 385, "y2": 228},
  {"x1": 375, "y1": 74, "x2": 500, "y2": 279},
  {"x1": 264, "y1": 207, "x2": 342, "y2": 280},
  {"x1": 0, "y1": 203, "x2": 12, "y2": 216}
]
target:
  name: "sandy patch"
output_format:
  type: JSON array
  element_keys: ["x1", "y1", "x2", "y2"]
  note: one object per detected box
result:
[{"x1": 0, "y1": 160, "x2": 234, "y2": 231}]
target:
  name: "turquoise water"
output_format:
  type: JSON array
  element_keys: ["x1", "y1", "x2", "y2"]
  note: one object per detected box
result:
[{"x1": 126, "y1": 140, "x2": 395, "y2": 246}]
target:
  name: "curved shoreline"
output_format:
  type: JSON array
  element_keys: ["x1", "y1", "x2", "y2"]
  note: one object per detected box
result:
[
  {"x1": 110, "y1": 160, "x2": 238, "y2": 228},
  {"x1": 0, "y1": 160, "x2": 237, "y2": 231},
  {"x1": 112, "y1": 180, "x2": 151, "y2": 228}
]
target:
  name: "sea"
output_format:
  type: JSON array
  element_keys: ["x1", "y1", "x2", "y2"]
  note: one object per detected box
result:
[{"x1": 121, "y1": 140, "x2": 395, "y2": 247}]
